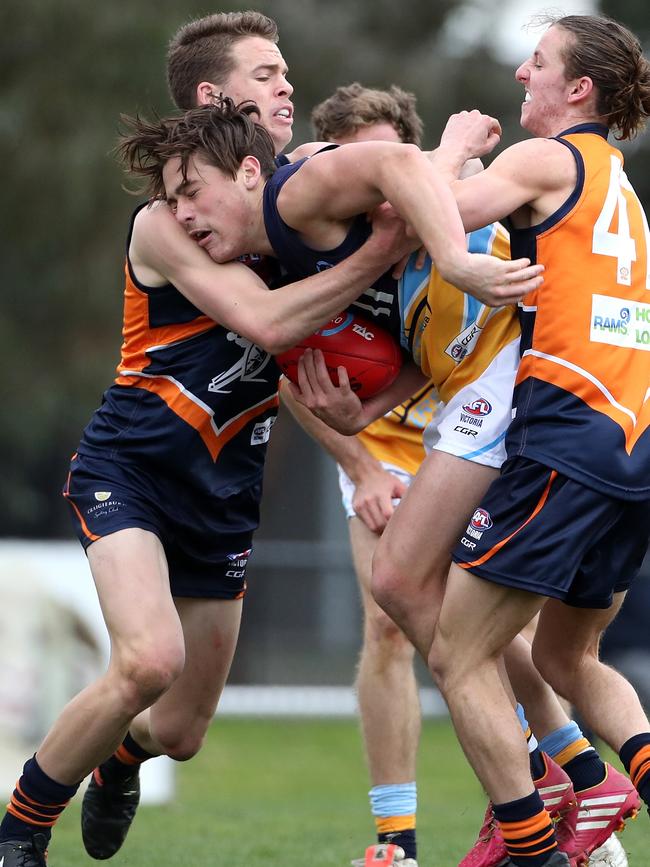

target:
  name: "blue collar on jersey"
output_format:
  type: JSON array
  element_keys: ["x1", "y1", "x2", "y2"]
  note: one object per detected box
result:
[{"x1": 556, "y1": 122, "x2": 609, "y2": 140}]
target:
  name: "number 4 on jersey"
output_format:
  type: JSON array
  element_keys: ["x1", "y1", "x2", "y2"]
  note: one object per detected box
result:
[{"x1": 592, "y1": 154, "x2": 650, "y2": 288}]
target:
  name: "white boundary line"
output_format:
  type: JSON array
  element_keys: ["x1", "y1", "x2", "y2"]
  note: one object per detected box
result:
[{"x1": 218, "y1": 685, "x2": 447, "y2": 718}]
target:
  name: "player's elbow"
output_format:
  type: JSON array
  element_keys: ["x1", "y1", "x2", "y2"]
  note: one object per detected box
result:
[
  {"x1": 269, "y1": 333, "x2": 299, "y2": 355},
  {"x1": 249, "y1": 321, "x2": 295, "y2": 355},
  {"x1": 382, "y1": 142, "x2": 423, "y2": 175}
]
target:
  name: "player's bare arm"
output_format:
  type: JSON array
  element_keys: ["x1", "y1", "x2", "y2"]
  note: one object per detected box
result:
[
  {"x1": 130, "y1": 201, "x2": 412, "y2": 354},
  {"x1": 278, "y1": 139, "x2": 545, "y2": 307},
  {"x1": 434, "y1": 116, "x2": 579, "y2": 232}
]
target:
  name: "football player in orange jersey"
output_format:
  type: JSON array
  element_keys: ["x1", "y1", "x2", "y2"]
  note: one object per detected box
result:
[
  {"x1": 281, "y1": 75, "x2": 633, "y2": 867},
  {"x1": 366, "y1": 14, "x2": 650, "y2": 867}
]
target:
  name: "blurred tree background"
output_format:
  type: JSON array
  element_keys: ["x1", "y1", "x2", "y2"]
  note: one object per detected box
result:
[{"x1": 2, "y1": 0, "x2": 649, "y2": 538}]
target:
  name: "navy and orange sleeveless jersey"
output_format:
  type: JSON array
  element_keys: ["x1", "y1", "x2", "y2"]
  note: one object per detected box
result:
[
  {"x1": 76, "y1": 204, "x2": 281, "y2": 498},
  {"x1": 508, "y1": 123, "x2": 650, "y2": 499},
  {"x1": 263, "y1": 159, "x2": 403, "y2": 338}
]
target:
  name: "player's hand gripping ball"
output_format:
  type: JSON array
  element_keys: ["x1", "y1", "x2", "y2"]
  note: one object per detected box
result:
[{"x1": 275, "y1": 311, "x2": 403, "y2": 400}]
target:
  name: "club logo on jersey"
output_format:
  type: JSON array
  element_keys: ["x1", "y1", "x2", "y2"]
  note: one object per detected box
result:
[
  {"x1": 316, "y1": 260, "x2": 333, "y2": 271},
  {"x1": 462, "y1": 398, "x2": 492, "y2": 417},
  {"x1": 94, "y1": 491, "x2": 111, "y2": 501},
  {"x1": 208, "y1": 334, "x2": 273, "y2": 394}
]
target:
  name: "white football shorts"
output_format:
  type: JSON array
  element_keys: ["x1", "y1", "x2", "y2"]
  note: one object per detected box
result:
[
  {"x1": 337, "y1": 462, "x2": 414, "y2": 519},
  {"x1": 423, "y1": 337, "x2": 519, "y2": 469}
]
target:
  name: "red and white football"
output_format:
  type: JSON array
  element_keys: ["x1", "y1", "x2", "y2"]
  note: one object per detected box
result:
[{"x1": 275, "y1": 311, "x2": 403, "y2": 399}]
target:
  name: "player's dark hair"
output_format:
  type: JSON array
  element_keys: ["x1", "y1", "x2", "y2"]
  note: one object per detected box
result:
[
  {"x1": 116, "y1": 97, "x2": 277, "y2": 199},
  {"x1": 167, "y1": 11, "x2": 279, "y2": 110},
  {"x1": 546, "y1": 14, "x2": 650, "y2": 140},
  {"x1": 311, "y1": 82, "x2": 423, "y2": 146}
]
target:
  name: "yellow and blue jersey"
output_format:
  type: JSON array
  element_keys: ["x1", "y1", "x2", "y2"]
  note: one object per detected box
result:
[
  {"x1": 263, "y1": 158, "x2": 520, "y2": 476},
  {"x1": 361, "y1": 226, "x2": 516, "y2": 473},
  {"x1": 358, "y1": 382, "x2": 437, "y2": 475},
  {"x1": 399, "y1": 223, "x2": 519, "y2": 405}
]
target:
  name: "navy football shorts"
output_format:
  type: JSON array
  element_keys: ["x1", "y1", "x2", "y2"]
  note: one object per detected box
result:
[
  {"x1": 63, "y1": 452, "x2": 261, "y2": 599},
  {"x1": 452, "y1": 456, "x2": 650, "y2": 608}
]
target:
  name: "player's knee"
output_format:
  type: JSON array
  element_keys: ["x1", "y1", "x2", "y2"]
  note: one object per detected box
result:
[
  {"x1": 531, "y1": 642, "x2": 579, "y2": 699},
  {"x1": 162, "y1": 732, "x2": 204, "y2": 762},
  {"x1": 155, "y1": 713, "x2": 212, "y2": 762},
  {"x1": 364, "y1": 603, "x2": 412, "y2": 659},
  {"x1": 370, "y1": 555, "x2": 403, "y2": 614},
  {"x1": 114, "y1": 645, "x2": 185, "y2": 714},
  {"x1": 364, "y1": 605, "x2": 412, "y2": 653},
  {"x1": 427, "y1": 629, "x2": 454, "y2": 693}
]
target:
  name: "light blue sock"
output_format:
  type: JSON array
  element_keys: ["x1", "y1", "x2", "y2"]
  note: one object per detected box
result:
[
  {"x1": 369, "y1": 782, "x2": 417, "y2": 818},
  {"x1": 539, "y1": 721, "x2": 583, "y2": 758},
  {"x1": 516, "y1": 703, "x2": 538, "y2": 752}
]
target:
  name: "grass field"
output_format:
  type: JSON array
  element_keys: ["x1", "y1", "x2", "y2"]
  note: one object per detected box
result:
[{"x1": 51, "y1": 717, "x2": 646, "y2": 866}]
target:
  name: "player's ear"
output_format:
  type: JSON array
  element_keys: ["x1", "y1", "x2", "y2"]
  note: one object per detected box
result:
[
  {"x1": 196, "y1": 81, "x2": 222, "y2": 106},
  {"x1": 240, "y1": 155, "x2": 263, "y2": 189},
  {"x1": 568, "y1": 75, "x2": 593, "y2": 104}
]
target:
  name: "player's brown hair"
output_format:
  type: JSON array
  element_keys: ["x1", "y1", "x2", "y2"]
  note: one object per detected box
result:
[
  {"x1": 167, "y1": 11, "x2": 279, "y2": 110},
  {"x1": 548, "y1": 14, "x2": 650, "y2": 140},
  {"x1": 116, "y1": 98, "x2": 277, "y2": 199},
  {"x1": 311, "y1": 82, "x2": 423, "y2": 146}
]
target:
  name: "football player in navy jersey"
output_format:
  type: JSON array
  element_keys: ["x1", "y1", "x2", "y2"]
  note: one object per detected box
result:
[{"x1": 0, "y1": 13, "x2": 418, "y2": 867}]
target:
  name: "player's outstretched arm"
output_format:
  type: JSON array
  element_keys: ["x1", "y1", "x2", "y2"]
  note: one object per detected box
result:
[
  {"x1": 433, "y1": 113, "x2": 576, "y2": 233},
  {"x1": 287, "y1": 138, "x2": 544, "y2": 307},
  {"x1": 132, "y1": 202, "x2": 413, "y2": 354},
  {"x1": 368, "y1": 140, "x2": 545, "y2": 306}
]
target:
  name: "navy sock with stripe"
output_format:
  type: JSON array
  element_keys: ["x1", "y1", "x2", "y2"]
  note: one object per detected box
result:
[
  {"x1": 493, "y1": 790, "x2": 557, "y2": 867},
  {"x1": 100, "y1": 732, "x2": 155, "y2": 781},
  {"x1": 620, "y1": 733, "x2": 650, "y2": 808},
  {"x1": 0, "y1": 755, "x2": 80, "y2": 843}
]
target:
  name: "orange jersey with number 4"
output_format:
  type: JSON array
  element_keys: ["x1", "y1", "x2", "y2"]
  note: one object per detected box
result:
[{"x1": 508, "y1": 124, "x2": 650, "y2": 499}]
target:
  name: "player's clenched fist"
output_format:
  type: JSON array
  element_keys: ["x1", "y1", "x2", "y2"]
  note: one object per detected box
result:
[{"x1": 441, "y1": 109, "x2": 502, "y2": 160}]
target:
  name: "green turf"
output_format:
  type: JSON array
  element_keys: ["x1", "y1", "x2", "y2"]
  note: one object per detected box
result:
[{"x1": 51, "y1": 717, "x2": 646, "y2": 865}]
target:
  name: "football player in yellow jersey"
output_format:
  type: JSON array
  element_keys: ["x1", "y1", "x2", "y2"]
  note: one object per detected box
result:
[
  {"x1": 282, "y1": 83, "x2": 524, "y2": 867},
  {"x1": 281, "y1": 82, "x2": 434, "y2": 867},
  {"x1": 366, "y1": 14, "x2": 650, "y2": 867}
]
